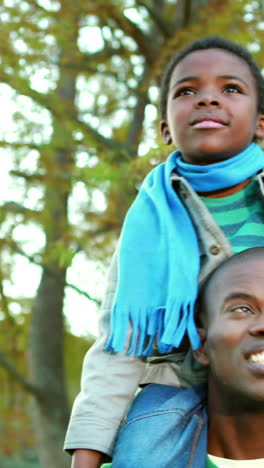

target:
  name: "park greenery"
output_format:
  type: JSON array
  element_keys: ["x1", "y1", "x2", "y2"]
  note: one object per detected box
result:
[{"x1": 1, "y1": 0, "x2": 264, "y2": 466}]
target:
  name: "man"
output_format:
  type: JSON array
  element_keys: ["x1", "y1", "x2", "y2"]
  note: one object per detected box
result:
[{"x1": 110, "y1": 247, "x2": 264, "y2": 467}]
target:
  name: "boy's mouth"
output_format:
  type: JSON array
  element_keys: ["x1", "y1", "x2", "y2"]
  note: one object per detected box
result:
[
  {"x1": 192, "y1": 119, "x2": 226, "y2": 129},
  {"x1": 191, "y1": 114, "x2": 228, "y2": 129}
]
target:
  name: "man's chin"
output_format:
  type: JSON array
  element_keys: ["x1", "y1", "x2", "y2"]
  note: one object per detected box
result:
[{"x1": 209, "y1": 379, "x2": 264, "y2": 413}]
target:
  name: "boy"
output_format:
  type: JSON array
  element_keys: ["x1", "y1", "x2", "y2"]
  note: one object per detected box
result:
[
  {"x1": 112, "y1": 247, "x2": 264, "y2": 467},
  {"x1": 65, "y1": 36, "x2": 264, "y2": 467}
]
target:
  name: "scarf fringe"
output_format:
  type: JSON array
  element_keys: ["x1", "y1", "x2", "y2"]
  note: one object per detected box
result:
[{"x1": 105, "y1": 298, "x2": 200, "y2": 356}]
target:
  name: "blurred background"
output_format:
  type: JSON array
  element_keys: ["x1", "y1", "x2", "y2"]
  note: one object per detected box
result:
[{"x1": 0, "y1": 0, "x2": 264, "y2": 466}]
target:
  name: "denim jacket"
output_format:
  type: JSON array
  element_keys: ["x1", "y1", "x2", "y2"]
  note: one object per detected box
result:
[
  {"x1": 112, "y1": 383, "x2": 208, "y2": 468},
  {"x1": 64, "y1": 170, "x2": 264, "y2": 457}
]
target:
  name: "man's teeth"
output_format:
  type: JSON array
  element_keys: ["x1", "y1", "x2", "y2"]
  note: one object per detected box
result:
[{"x1": 249, "y1": 351, "x2": 264, "y2": 363}]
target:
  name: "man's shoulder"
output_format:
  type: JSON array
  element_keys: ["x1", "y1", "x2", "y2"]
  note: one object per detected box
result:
[
  {"x1": 112, "y1": 383, "x2": 208, "y2": 468},
  {"x1": 126, "y1": 382, "x2": 207, "y2": 422}
]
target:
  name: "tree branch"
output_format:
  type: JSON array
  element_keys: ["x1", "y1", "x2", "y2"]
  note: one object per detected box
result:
[
  {"x1": 96, "y1": 3, "x2": 158, "y2": 63},
  {"x1": 84, "y1": 45, "x2": 130, "y2": 63},
  {"x1": 9, "y1": 170, "x2": 45, "y2": 182},
  {"x1": 137, "y1": 0, "x2": 174, "y2": 37},
  {"x1": 71, "y1": 114, "x2": 129, "y2": 155},
  {"x1": 65, "y1": 282, "x2": 101, "y2": 306},
  {"x1": 0, "y1": 70, "x2": 52, "y2": 111},
  {"x1": 5, "y1": 241, "x2": 101, "y2": 306},
  {"x1": 0, "y1": 351, "x2": 40, "y2": 396},
  {"x1": 3, "y1": 201, "x2": 40, "y2": 216},
  {"x1": 0, "y1": 141, "x2": 42, "y2": 151},
  {"x1": 15, "y1": 0, "x2": 54, "y2": 15},
  {"x1": 126, "y1": 63, "x2": 150, "y2": 154},
  {"x1": 0, "y1": 268, "x2": 16, "y2": 324}
]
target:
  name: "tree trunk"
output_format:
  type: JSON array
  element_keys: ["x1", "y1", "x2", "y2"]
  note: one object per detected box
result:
[
  {"x1": 28, "y1": 3, "x2": 79, "y2": 466},
  {"x1": 29, "y1": 273, "x2": 70, "y2": 468}
]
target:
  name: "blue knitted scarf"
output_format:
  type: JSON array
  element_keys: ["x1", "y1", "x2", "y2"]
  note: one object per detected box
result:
[{"x1": 105, "y1": 143, "x2": 264, "y2": 356}]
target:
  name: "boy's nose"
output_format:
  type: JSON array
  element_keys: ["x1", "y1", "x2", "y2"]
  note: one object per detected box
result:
[{"x1": 195, "y1": 92, "x2": 221, "y2": 108}]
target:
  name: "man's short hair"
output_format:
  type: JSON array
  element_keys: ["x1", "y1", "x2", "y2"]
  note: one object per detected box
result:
[{"x1": 196, "y1": 247, "x2": 264, "y2": 326}]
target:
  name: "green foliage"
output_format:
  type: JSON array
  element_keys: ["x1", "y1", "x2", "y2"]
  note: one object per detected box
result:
[
  {"x1": 0, "y1": 313, "x2": 93, "y2": 460},
  {"x1": 42, "y1": 239, "x2": 76, "y2": 269},
  {"x1": 0, "y1": 318, "x2": 35, "y2": 459},
  {"x1": 1, "y1": 454, "x2": 40, "y2": 468}
]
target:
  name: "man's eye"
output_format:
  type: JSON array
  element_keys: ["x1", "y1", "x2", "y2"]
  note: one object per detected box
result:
[
  {"x1": 231, "y1": 306, "x2": 253, "y2": 315},
  {"x1": 174, "y1": 87, "x2": 195, "y2": 97},
  {"x1": 224, "y1": 84, "x2": 242, "y2": 94}
]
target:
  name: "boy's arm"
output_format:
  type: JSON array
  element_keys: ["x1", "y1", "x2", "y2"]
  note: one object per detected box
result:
[
  {"x1": 64, "y1": 250, "x2": 146, "y2": 459},
  {"x1": 71, "y1": 449, "x2": 103, "y2": 468}
]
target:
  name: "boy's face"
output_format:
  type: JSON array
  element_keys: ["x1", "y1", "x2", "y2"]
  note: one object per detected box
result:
[
  {"x1": 161, "y1": 48, "x2": 264, "y2": 165},
  {"x1": 200, "y1": 255, "x2": 264, "y2": 406}
]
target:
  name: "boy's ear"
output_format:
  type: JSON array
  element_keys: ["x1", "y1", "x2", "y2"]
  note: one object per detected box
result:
[
  {"x1": 160, "y1": 120, "x2": 172, "y2": 145},
  {"x1": 255, "y1": 114, "x2": 264, "y2": 139},
  {"x1": 193, "y1": 328, "x2": 209, "y2": 367}
]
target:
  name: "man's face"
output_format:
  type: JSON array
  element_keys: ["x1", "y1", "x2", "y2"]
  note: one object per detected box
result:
[
  {"x1": 203, "y1": 256, "x2": 264, "y2": 406},
  {"x1": 161, "y1": 48, "x2": 264, "y2": 165}
]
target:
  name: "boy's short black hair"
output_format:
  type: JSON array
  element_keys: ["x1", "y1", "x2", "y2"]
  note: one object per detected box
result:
[{"x1": 160, "y1": 35, "x2": 264, "y2": 120}]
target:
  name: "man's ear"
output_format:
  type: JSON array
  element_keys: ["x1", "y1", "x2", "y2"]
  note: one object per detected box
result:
[
  {"x1": 255, "y1": 114, "x2": 264, "y2": 140},
  {"x1": 160, "y1": 120, "x2": 172, "y2": 145},
  {"x1": 193, "y1": 328, "x2": 209, "y2": 367}
]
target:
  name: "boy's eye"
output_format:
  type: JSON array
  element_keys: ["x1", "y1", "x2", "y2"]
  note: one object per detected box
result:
[
  {"x1": 224, "y1": 84, "x2": 243, "y2": 94},
  {"x1": 174, "y1": 87, "x2": 195, "y2": 98}
]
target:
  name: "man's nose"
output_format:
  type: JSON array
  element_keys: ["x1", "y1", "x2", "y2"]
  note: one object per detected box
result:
[
  {"x1": 195, "y1": 90, "x2": 221, "y2": 108},
  {"x1": 249, "y1": 314, "x2": 264, "y2": 336}
]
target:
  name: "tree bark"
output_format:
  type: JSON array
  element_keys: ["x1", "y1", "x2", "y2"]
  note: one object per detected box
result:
[{"x1": 27, "y1": 2, "x2": 80, "y2": 467}]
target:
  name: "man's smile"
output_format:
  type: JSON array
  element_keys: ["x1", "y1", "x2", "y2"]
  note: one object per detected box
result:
[
  {"x1": 247, "y1": 350, "x2": 264, "y2": 364},
  {"x1": 244, "y1": 347, "x2": 264, "y2": 375}
]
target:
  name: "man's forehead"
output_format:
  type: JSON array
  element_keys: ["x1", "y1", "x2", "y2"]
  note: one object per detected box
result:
[{"x1": 207, "y1": 255, "x2": 264, "y2": 305}]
